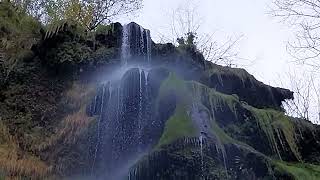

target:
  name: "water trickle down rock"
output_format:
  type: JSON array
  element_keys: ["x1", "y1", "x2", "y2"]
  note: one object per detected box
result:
[
  {"x1": 121, "y1": 22, "x2": 152, "y2": 65},
  {"x1": 87, "y1": 68, "x2": 153, "y2": 178},
  {"x1": 189, "y1": 84, "x2": 229, "y2": 177}
]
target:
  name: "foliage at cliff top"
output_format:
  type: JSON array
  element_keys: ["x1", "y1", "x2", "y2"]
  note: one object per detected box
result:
[
  {"x1": 0, "y1": 1, "x2": 41, "y2": 80},
  {"x1": 11, "y1": 0, "x2": 143, "y2": 31}
]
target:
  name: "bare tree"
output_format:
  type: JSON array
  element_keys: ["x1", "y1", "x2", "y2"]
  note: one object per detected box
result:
[
  {"x1": 282, "y1": 70, "x2": 320, "y2": 124},
  {"x1": 197, "y1": 34, "x2": 244, "y2": 67},
  {"x1": 271, "y1": 0, "x2": 320, "y2": 69},
  {"x1": 270, "y1": 0, "x2": 320, "y2": 124},
  {"x1": 157, "y1": 0, "x2": 244, "y2": 67}
]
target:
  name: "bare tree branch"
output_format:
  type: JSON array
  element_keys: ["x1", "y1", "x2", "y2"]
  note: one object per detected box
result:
[
  {"x1": 282, "y1": 70, "x2": 320, "y2": 123},
  {"x1": 164, "y1": 0, "x2": 246, "y2": 67},
  {"x1": 271, "y1": 0, "x2": 320, "y2": 68}
]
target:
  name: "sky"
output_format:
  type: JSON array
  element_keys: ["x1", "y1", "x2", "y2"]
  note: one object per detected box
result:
[
  {"x1": 120, "y1": 0, "x2": 295, "y2": 85},
  {"x1": 119, "y1": 0, "x2": 320, "y2": 122}
]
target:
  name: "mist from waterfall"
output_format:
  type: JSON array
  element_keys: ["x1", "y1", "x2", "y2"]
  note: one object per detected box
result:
[{"x1": 87, "y1": 22, "x2": 153, "y2": 180}]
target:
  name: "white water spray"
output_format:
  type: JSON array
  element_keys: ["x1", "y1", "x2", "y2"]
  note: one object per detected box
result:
[{"x1": 121, "y1": 24, "x2": 130, "y2": 65}]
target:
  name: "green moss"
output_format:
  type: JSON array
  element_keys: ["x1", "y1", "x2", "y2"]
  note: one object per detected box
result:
[
  {"x1": 210, "y1": 120, "x2": 235, "y2": 144},
  {"x1": 156, "y1": 73, "x2": 201, "y2": 147},
  {"x1": 204, "y1": 65, "x2": 254, "y2": 86},
  {"x1": 247, "y1": 106, "x2": 301, "y2": 161},
  {"x1": 157, "y1": 104, "x2": 198, "y2": 147},
  {"x1": 157, "y1": 73, "x2": 251, "y2": 149},
  {"x1": 189, "y1": 82, "x2": 242, "y2": 145},
  {"x1": 187, "y1": 81, "x2": 239, "y2": 115},
  {"x1": 157, "y1": 73, "x2": 191, "y2": 105},
  {"x1": 274, "y1": 161, "x2": 320, "y2": 180}
]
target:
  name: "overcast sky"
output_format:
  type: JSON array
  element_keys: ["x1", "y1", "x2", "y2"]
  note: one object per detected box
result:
[{"x1": 120, "y1": 0, "x2": 297, "y2": 86}]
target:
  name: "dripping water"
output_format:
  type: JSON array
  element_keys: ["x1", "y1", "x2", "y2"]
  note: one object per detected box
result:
[
  {"x1": 121, "y1": 24, "x2": 130, "y2": 65},
  {"x1": 146, "y1": 29, "x2": 151, "y2": 63},
  {"x1": 139, "y1": 26, "x2": 145, "y2": 58},
  {"x1": 209, "y1": 98, "x2": 229, "y2": 177},
  {"x1": 91, "y1": 83, "x2": 107, "y2": 174},
  {"x1": 138, "y1": 69, "x2": 143, "y2": 152},
  {"x1": 121, "y1": 23, "x2": 152, "y2": 65},
  {"x1": 199, "y1": 134, "x2": 204, "y2": 179}
]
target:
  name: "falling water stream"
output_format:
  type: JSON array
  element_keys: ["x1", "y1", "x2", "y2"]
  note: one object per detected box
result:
[
  {"x1": 121, "y1": 23, "x2": 152, "y2": 65},
  {"x1": 199, "y1": 134, "x2": 204, "y2": 179},
  {"x1": 88, "y1": 22, "x2": 153, "y2": 179}
]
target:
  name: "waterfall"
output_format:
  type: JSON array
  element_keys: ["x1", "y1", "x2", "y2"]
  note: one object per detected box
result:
[
  {"x1": 121, "y1": 22, "x2": 152, "y2": 65},
  {"x1": 91, "y1": 83, "x2": 107, "y2": 174},
  {"x1": 139, "y1": 26, "x2": 145, "y2": 58},
  {"x1": 86, "y1": 22, "x2": 155, "y2": 179},
  {"x1": 88, "y1": 68, "x2": 152, "y2": 179},
  {"x1": 138, "y1": 69, "x2": 143, "y2": 152},
  {"x1": 199, "y1": 134, "x2": 204, "y2": 179},
  {"x1": 121, "y1": 24, "x2": 130, "y2": 65},
  {"x1": 146, "y1": 29, "x2": 151, "y2": 63}
]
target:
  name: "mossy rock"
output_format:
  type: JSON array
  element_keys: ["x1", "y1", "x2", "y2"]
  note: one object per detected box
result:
[{"x1": 274, "y1": 161, "x2": 320, "y2": 180}]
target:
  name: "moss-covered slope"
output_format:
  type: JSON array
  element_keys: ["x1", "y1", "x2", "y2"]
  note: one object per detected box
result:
[{"x1": 128, "y1": 72, "x2": 320, "y2": 179}]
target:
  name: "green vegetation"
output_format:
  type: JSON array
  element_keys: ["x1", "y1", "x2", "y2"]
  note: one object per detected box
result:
[
  {"x1": 204, "y1": 64, "x2": 254, "y2": 87},
  {"x1": 156, "y1": 72, "x2": 301, "y2": 167},
  {"x1": 157, "y1": 73, "x2": 197, "y2": 147},
  {"x1": 0, "y1": 1, "x2": 41, "y2": 79},
  {"x1": 188, "y1": 81, "x2": 239, "y2": 114},
  {"x1": 157, "y1": 104, "x2": 198, "y2": 147},
  {"x1": 177, "y1": 32, "x2": 197, "y2": 52},
  {"x1": 95, "y1": 24, "x2": 115, "y2": 35},
  {"x1": 274, "y1": 161, "x2": 320, "y2": 180},
  {"x1": 45, "y1": 40, "x2": 92, "y2": 65},
  {"x1": 247, "y1": 106, "x2": 301, "y2": 161},
  {"x1": 0, "y1": 77, "x2": 97, "y2": 178},
  {"x1": 157, "y1": 72, "x2": 251, "y2": 150},
  {"x1": 12, "y1": 0, "x2": 143, "y2": 31},
  {"x1": 157, "y1": 72, "x2": 191, "y2": 104}
]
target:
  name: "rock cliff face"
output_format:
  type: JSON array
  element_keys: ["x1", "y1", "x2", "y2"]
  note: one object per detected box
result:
[{"x1": 0, "y1": 7, "x2": 320, "y2": 179}]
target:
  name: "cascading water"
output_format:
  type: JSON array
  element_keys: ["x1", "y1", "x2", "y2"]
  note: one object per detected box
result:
[
  {"x1": 121, "y1": 22, "x2": 152, "y2": 65},
  {"x1": 190, "y1": 85, "x2": 229, "y2": 179},
  {"x1": 121, "y1": 24, "x2": 130, "y2": 65},
  {"x1": 88, "y1": 22, "x2": 153, "y2": 179},
  {"x1": 199, "y1": 134, "x2": 204, "y2": 179},
  {"x1": 91, "y1": 83, "x2": 106, "y2": 174}
]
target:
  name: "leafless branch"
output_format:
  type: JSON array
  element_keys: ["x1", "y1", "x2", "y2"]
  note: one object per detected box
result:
[
  {"x1": 271, "y1": 0, "x2": 320, "y2": 68},
  {"x1": 164, "y1": 0, "x2": 246, "y2": 67},
  {"x1": 282, "y1": 70, "x2": 320, "y2": 123}
]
